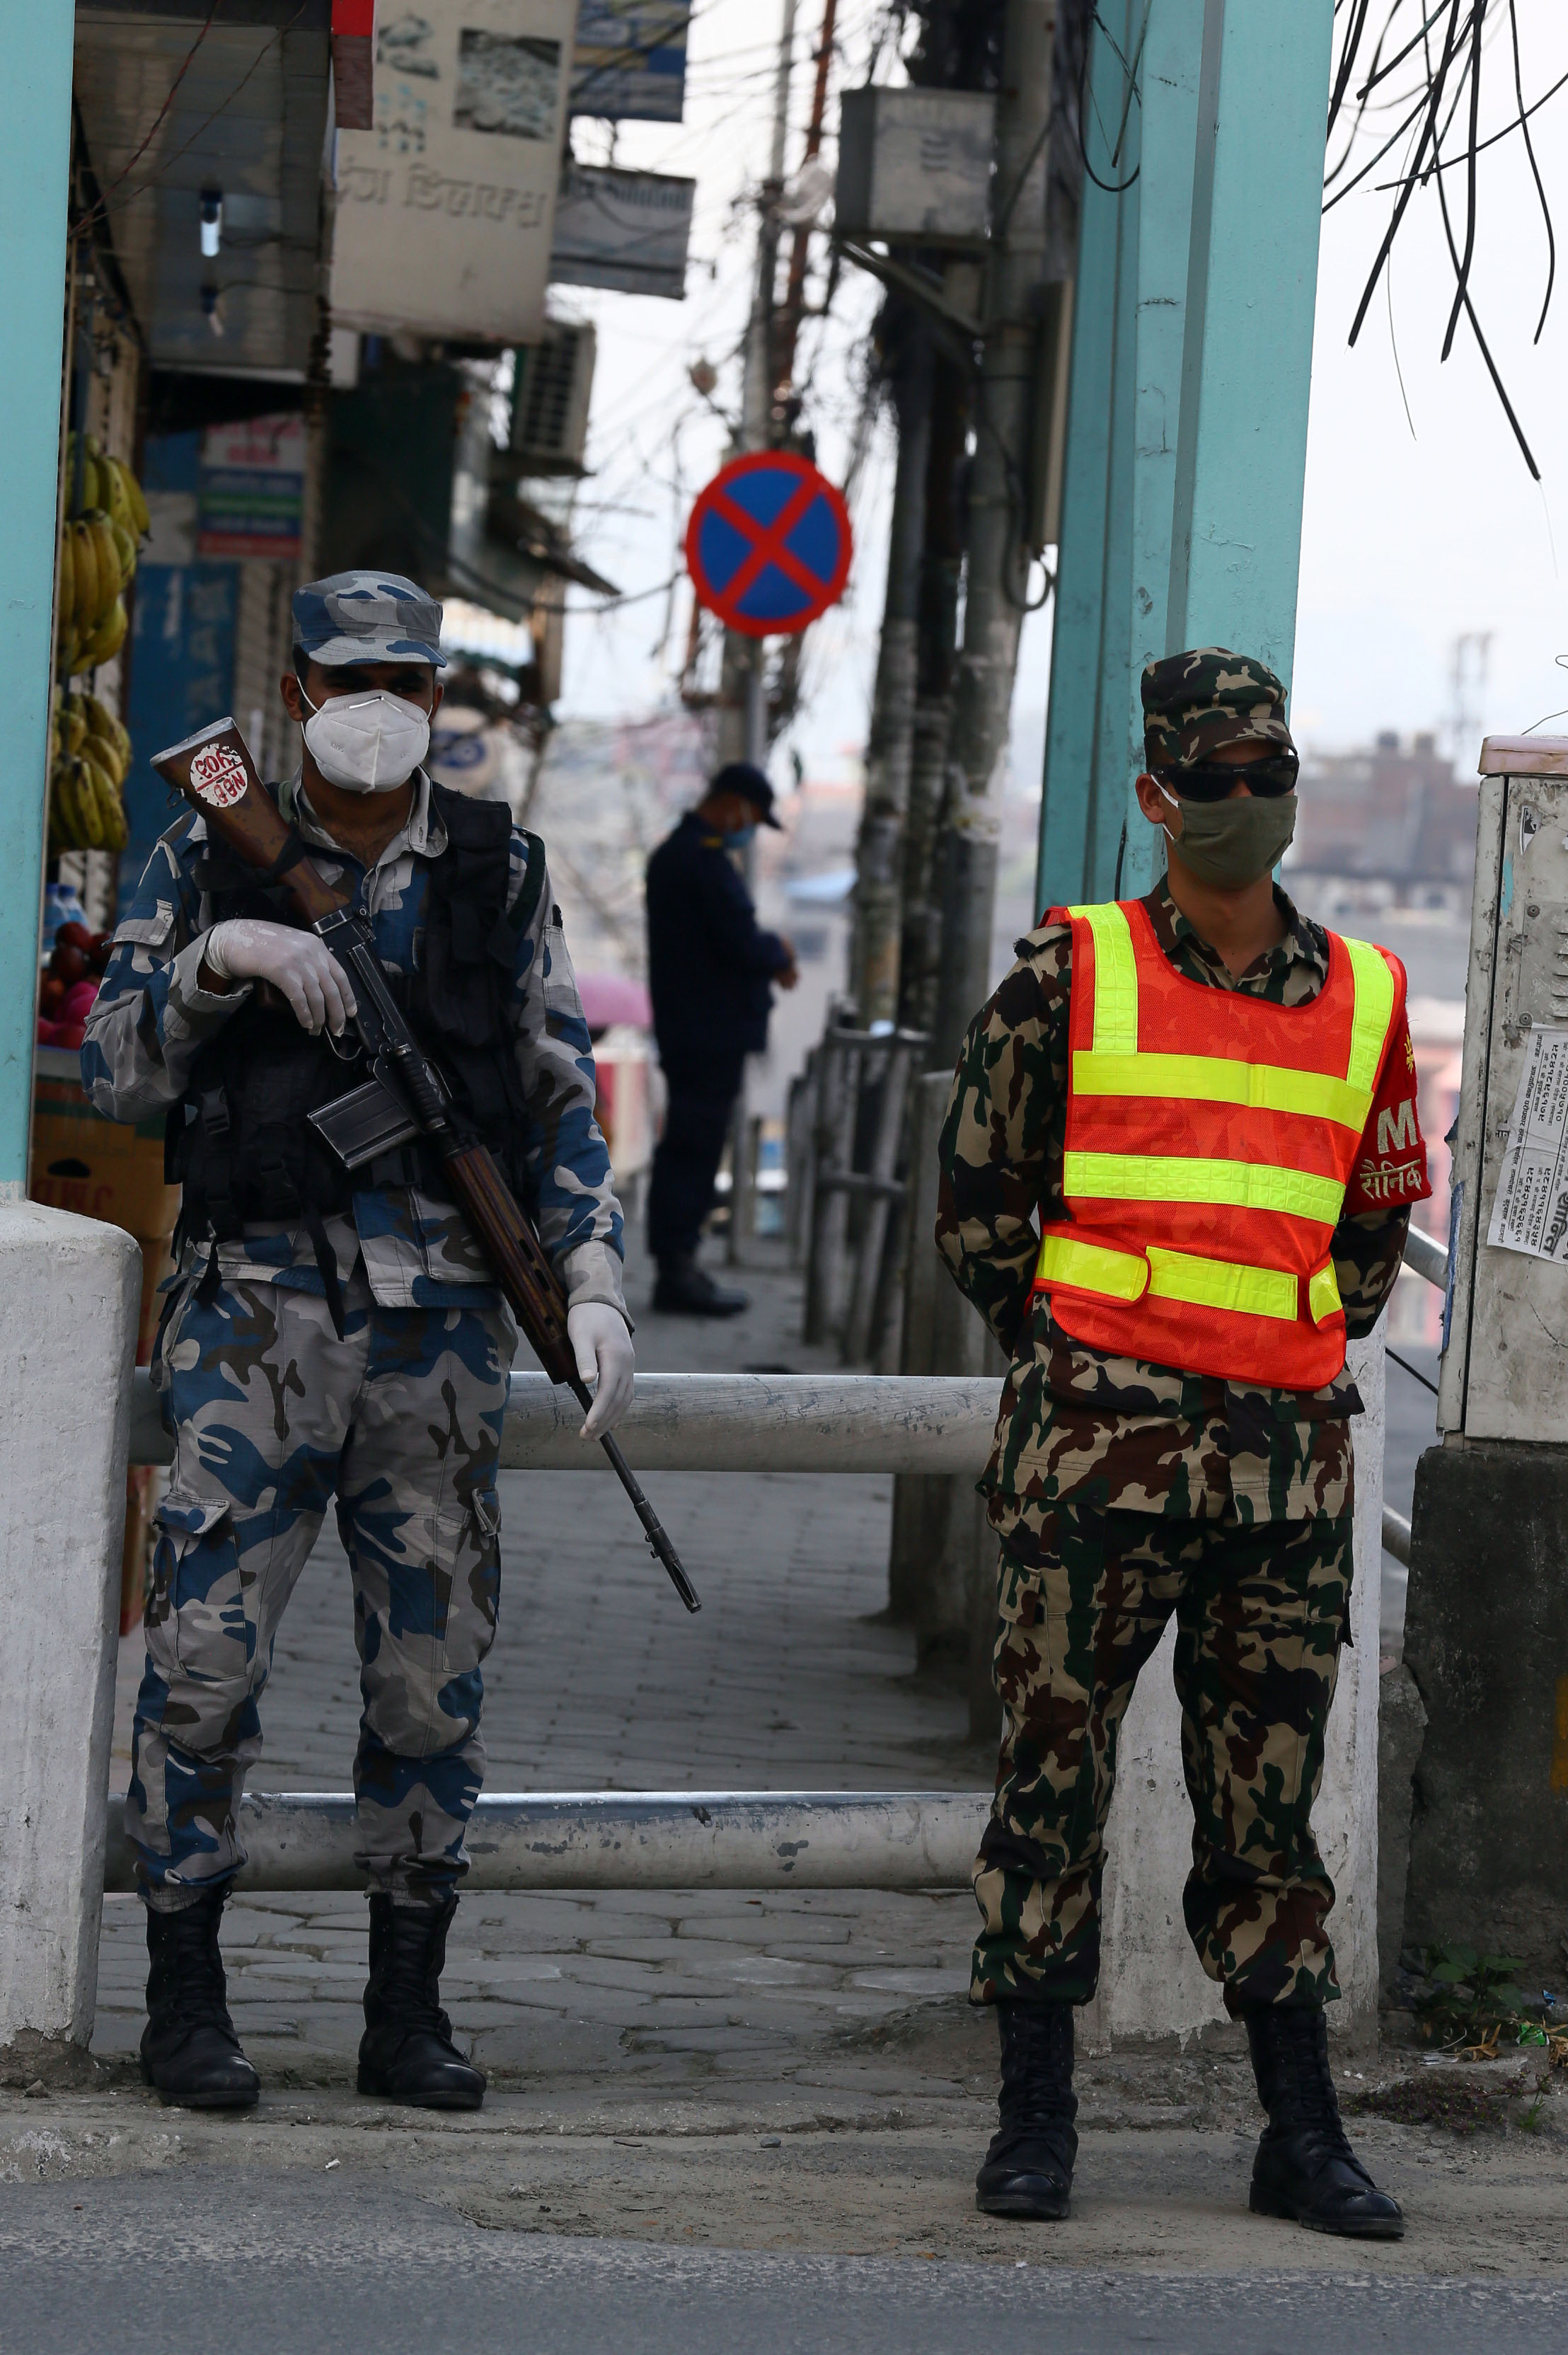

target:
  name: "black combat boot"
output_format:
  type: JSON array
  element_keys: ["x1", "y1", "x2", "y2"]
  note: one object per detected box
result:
[
  {"x1": 1244, "y1": 2004, "x2": 1403, "y2": 2238},
  {"x1": 974, "y1": 1998, "x2": 1078, "y2": 2220},
  {"x1": 652, "y1": 1255, "x2": 749, "y2": 1316},
  {"x1": 139, "y1": 1887, "x2": 260, "y2": 2109},
  {"x1": 357, "y1": 1892, "x2": 485, "y2": 2109}
]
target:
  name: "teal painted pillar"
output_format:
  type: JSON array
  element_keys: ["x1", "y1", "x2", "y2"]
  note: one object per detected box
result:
[
  {"x1": 1037, "y1": 0, "x2": 1333, "y2": 914},
  {"x1": 1108, "y1": 0, "x2": 1204, "y2": 899},
  {"x1": 1165, "y1": 0, "x2": 1334, "y2": 672},
  {"x1": 1037, "y1": 1, "x2": 1205, "y2": 909},
  {"x1": 0, "y1": 21, "x2": 72, "y2": 1195}
]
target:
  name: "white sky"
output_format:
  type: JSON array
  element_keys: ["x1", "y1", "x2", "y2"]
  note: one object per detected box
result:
[{"x1": 555, "y1": 3, "x2": 1568, "y2": 788}]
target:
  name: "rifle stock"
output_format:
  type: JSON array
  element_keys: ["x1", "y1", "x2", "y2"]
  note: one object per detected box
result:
[{"x1": 151, "y1": 717, "x2": 700, "y2": 1612}]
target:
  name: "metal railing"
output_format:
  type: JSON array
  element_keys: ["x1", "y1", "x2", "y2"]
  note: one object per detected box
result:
[
  {"x1": 129, "y1": 1371, "x2": 1001, "y2": 1475},
  {"x1": 101, "y1": 1790, "x2": 990, "y2": 1895},
  {"x1": 112, "y1": 1223, "x2": 1450, "y2": 1891},
  {"x1": 796, "y1": 1024, "x2": 928, "y2": 1361},
  {"x1": 1382, "y1": 1221, "x2": 1447, "y2": 1567}
]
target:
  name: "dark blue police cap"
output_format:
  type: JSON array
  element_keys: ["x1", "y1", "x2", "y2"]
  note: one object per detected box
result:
[{"x1": 711, "y1": 761, "x2": 783, "y2": 828}]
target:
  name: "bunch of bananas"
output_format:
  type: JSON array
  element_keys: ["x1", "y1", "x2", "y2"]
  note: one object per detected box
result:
[
  {"x1": 57, "y1": 432, "x2": 151, "y2": 680},
  {"x1": 49, "y1": 689, "x2": 131, "y2": 855}
]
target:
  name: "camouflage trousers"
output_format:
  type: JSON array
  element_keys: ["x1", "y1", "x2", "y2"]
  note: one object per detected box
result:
[
  {"x1": 972, "y1": 1501, "x2": 1351, "y2": 2014},
  {"x1": 126, "y1": 1263, "x2": 515, "y2": 1910}
]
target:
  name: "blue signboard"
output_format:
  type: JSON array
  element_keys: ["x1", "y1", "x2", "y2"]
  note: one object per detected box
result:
[{"x1": 570, "y1": 1, "x2": 688, "y2": 122}]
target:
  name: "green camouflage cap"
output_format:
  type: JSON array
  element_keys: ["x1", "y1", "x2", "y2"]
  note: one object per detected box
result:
[{"x1": 1141, "y1": 647, "x2": 1294, "y2": 768}]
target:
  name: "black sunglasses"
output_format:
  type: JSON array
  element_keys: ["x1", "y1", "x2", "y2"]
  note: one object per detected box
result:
[{"x1": 1154, "y1": 749, "x2": 1298, "y2": 803}]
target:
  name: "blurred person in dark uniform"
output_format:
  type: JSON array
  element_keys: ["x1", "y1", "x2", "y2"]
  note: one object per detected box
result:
[{"x1": 645, "y1": 761, "x2": 798, "y2": 1315}]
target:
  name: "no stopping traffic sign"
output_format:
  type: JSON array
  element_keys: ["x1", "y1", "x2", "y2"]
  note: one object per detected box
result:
[{"x1": 685, "y1": 451, "x2": 853, "y2": 639}]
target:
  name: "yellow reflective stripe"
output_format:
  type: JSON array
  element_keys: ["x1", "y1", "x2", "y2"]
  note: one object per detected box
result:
[
  {"x1": 1342, "y1": 935, "x2": 1395, "y2": 1093},
  {"x1": 1066, "y1": 902, "x2": 1137, "y2": 1054},
  {"x1": 1034, "y1": 1234, "x2": 1302, "y2": 1323},
  {"x1": 1063, "y1": 1150, "x2": 1344, "y2": 1225},
  {"x1": 1071, "y1": 1050, "x2": 1371, "y2": 1133},
  {"x1": 1146, "y1": 1246, "x2": 1297, "y2": 1323},
  {"x1": 1308, "y1": 1262, "x2": 1343, "y2": 1325},
  {"x1": 1034, "y1": 1232, "x2": 1149, "y2": 1302}
]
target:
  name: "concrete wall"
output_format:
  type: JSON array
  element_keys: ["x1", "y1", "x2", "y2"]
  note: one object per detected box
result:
[
  {"x1": 1082, "y1": 1332, "x2": 1384, "y2": 2049},
  {"x1": 1404, "y1": 1437, "x2": 1568, "y2": 1983},
  {"x1": 0, "y1": 1204, "x2": 138, "y2": 2054}
]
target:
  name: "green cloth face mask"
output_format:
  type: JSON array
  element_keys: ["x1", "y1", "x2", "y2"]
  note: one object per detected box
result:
[{"x1": 1158, "y1": 785, "x2": 1297, "y2": 889}]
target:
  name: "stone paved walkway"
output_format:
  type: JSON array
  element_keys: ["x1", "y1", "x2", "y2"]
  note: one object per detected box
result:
[{"x1": 97, "y1": 1239, "x2": 992, "y2": 2084}]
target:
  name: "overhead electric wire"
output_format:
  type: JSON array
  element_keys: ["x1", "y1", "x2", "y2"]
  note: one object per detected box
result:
[
  {"x1": 1506, "y1": 0, "x2": 1555, "y2": 342},
  {"x1": 1325, "y1": 1, "x2": 1564, "y2": 476}
]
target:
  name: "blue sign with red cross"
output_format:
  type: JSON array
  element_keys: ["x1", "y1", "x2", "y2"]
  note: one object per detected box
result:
[{"x1": 684, "y1": 451, "x2": 853, "y2": 639}]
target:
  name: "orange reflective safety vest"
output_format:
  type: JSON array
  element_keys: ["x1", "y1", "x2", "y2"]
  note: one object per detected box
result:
[{"x1": 1032, "y1": 899, "x2": 1405, "y2": 1388}]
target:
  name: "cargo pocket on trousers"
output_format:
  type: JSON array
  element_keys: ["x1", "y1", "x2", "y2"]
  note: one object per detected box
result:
[
  {"x1": 146, "y1": 1490, "x2": 245, "y2": 1684},
  {"x1": 991, "y1": 1549, "x2": 1050, "y2": 1697},
  {"x1": 438, "y1": 1486, "x2": 502, "y2": 1679}
]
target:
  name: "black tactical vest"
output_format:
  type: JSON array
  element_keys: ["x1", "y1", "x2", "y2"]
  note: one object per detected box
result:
[{"x1": 167, "y1": 783, "x2": 546, "y2": 1250}]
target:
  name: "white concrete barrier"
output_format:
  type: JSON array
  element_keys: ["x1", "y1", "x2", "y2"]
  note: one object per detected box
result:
[
  {"x1": 130, "y1": 1369, "x2": 1002, "y2": 1475},
  {"x1": 103, "y1": 1790, "x2": 992, "y2": 1895},
  {"x1": 0, "y1": 1202, "x2": 138, "y2": 2056}
]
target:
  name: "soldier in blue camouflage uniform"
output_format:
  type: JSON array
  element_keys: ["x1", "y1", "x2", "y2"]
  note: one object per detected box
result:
[
  {"x1": 84, "y1": 572, "x2": 634, "y2": 2112},
  {"x1": 939, "y1": 651, "x2": 1430, "y2": 2236}
]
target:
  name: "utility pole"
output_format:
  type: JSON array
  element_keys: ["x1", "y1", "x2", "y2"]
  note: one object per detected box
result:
[
  {"x1": 896, "y1": 344, "x2": 969, "y2": 1037},
  {"x1": 851, "y1": 306, "x2": 931, "y2": 1025},
  {"x1": 719, "y1": 0, "x2": 797, "y2": 771},
  {"x1": 776, "y1": 0, "x2": 838, "y2": 393},
  {"x1": 928, "y1": 0, "x2": 1054, "y2": 1066},
  {"x1": 722, "y1": 0, "x2": 796, "y2": 1257}
]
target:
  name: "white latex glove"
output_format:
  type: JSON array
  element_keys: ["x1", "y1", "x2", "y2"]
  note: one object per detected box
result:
[
  {"x1": 203, "y1": 919, "x2": 357, "y2": 1037},
  {"x1": 567, "y1": 1301, "x2": 635, "y2": 1441}
]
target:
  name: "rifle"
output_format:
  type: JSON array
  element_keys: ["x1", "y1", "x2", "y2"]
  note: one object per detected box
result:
[{"x1": 152, "y1": 716, "x2": 701, "y2": 1613}]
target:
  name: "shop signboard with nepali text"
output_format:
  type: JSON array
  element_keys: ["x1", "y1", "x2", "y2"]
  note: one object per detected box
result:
[{"x1": 330, "y1": 0, "x2": 575, "y2": 342}]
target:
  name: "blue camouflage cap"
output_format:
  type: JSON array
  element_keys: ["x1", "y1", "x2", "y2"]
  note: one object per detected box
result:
[{"x1": 291, "y1": 570, "x2": 447, "y2": 669}]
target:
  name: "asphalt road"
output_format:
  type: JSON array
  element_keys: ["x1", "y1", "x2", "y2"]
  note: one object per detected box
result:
[{"x1": 1, "y1": 2175, "x2": 1563, "y2": 2355}]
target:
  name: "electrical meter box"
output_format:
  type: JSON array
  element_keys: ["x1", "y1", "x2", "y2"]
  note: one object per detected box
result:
[
  {"x1": 1439, "y1": 736, "x2": 1568, "y2": 1441},
  {"x1": 834, "y1": 87, "x2": 996, "y2": 248}
]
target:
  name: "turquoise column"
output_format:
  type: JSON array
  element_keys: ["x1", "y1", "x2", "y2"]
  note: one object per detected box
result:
[
  {"x1": 0, "y1": 20, "x2": 73, "y2": 1195},
  {"x1": 1037, "y1": 0, "x2": 1334, "y2": 913},
  {"x1": 1105, "y1": 0, "x2": 1205, "y2": 899},
  {"x1": 1165, "y1": 0, "x2": 1335, "y2": 675}
]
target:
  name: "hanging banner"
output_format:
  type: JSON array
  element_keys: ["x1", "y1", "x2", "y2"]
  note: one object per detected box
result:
[
  {"x1": 331, "y1": 0, "x2": 575, "y2": 341},
  {"x1": 570, "y1": 0, "x2": 689, "y2": 122},
  {"x1": 549, "y1": 163, "x2": 693, "y2": 299}
]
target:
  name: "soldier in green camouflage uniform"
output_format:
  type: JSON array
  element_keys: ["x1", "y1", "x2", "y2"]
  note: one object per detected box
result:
[{"x1": 938, "y1": 649, "x2": 1430, "y2": 2235}]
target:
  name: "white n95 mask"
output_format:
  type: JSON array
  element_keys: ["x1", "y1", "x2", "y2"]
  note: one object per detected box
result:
[{"x1": 299, "y1": 686, "x2": 431, "y2": 793}]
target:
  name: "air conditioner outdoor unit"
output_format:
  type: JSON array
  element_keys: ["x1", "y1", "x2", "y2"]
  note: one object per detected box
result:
[{"x1": 508, "y1": 321, "x2": 596, "y2": 476}]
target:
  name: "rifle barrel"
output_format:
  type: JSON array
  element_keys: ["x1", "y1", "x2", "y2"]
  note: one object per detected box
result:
[{"x1": 600, "y1": 1432, "x2": 703, "y2": 1613}]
